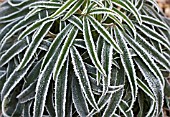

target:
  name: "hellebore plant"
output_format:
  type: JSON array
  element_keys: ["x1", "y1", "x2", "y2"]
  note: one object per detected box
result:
[{"x1": 0, "y1": 0, "x2": 170, "y2": 116}]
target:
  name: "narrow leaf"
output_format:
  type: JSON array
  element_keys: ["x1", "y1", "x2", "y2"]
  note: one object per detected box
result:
[
  {"x1": 50, "y1": 0, "x2": 77, "y2": 17},
  {"x1": 88, "y1": 15, "x2": 122, "y2": 54},
  {"x1": 19, "y1": 21, "x2": 53, "y2": 69},
  {"x1": 72, "y1": 73, "x2": 89, "y2": 116},
  {"x1": 53, "y1": 26, "x2": 78, "y2": 80},
  {"x1": 70, "y1": 46, "x2": 99, "y2": 110},
  {"x1": 55, "y1": 58, "x2": 69, "y2": 117},
  {"x1": 83, "y1": 16, "x2": 106, "y2": 76},
  {"x1": 135, "y1": 58, "x2": 164, "y2": 116},
  {"x1": 114, "y1": 26, "x2": 137, "y2": 111},
  {"x1": 62, "y1": 0, "x2": 84, "y2": 20}
]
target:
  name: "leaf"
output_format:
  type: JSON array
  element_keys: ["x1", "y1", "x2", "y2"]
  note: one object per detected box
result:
[
  {"x1": 41, "y1": 24, "x2": 73, "y2": 69},
  {"x1": 108, "y1": 14, "x2": 124, "y2": 30},
  {"x1": 0, "y1": 11, "x2": 45, "y2": 51},
  {"x1": 101, "y1": 40, "x2": 113, "y2": 93},
  {"x1": 55, "y1": 58, "x2": 69, "y2": 117},
  {"x1": 0, "y1": 7, "x2": 29, "y2": 23},
  {"x1": 88, "y1": 64, "x2": 125, "y2": 116},
  {"x1": 89, "y1": 7, "x2": 136, "y2": 37},
  {"x1": 70, "y1": 46, "x2": 99, "y2": 110},
  {"x1": 111, "y1": 0, "x2": 142, "y2": 24},
  {"x1": 136, "y1": 0, "x2": 144, "y2": 10},
  {"x1": 141, "y1": 15, "x2": 169, "y2": 30},
  {"x1": 46, "y1": 81, "x2": 55, "y2": 117},
  {"x1": 1, "y1": 60, "x2": 35, "y2": 117},
  {"x1": 74, "y1": 39, "x2": 86, "y2": 49},
  {"x1": 135, "y1": 58, "x2": 164, "y2": 116},
  {"x1": 136, "y1": 34, "x2": 170, "y2": 71},
  {"x1": 102, "y1": 88, "x2": 124, "y2": 117},
  {"x1": 88, "y1": 15, "x2": 122, "y2": 54},
  {"x1": 0, "y1": 37, "x2": 29, "y2": 67},
  {"x1": 62, "y1": 0, "x2": 84, "y2": 20},
  {"x1": 0, "y1": 74, "x2": 6, "y2": 99},
  {"x1": 18, "y1": 20, "x2": 53, "y2": 69},
  {"x1": 11, "y1": 100, "x2": 24, "y2": 116},
  {"x1": 89, "y1": 75, "x2": 123, "y2": 93},
  {"x1": 1, "y1": 59, "x2": 34, "y2": 101},
  {"x1": 18, "y1": 18, "x2": 51, "y2": 40},
  {"x1": 50, "y1": 0, "x2": 77, "y2": 17},
  {"x1": 119, "y1": 100, "x2": 134, "y2": 117},
  {"x1": 96, "y1": 36, "x2": 103, "y2": 85},
  {"x1": 68, "y1": 15, "x2": 83, "y2": 31},
  {"x1": 65, "y1": 70, "x2": 73, "y2": 117},
  {"x1": 39, "y1": 40, "x2": 52, "y2": 51},
  {"x1": 53, "y1": 26, "x2": 78, "y2": 80},
  {"x1": 137, "y1": 78, "x2": 155, "y2": 100},
  {"x1": 33, "y1": 48, "x2": 62, "y2": 117},
  {"x1": 0, "y1": 18, "x2": 19, "y2": 42},
  {"x1": 135, "y1": 24, "x2": 170, "y2": 50},
  {"x1": 72, "y1": 73, "x2": 89, "y2": 116},
  {"x1": 23, "y1": 101, "x2": 32, "y2": 117},
  {"x1": 114, "y1": 26, "x2": 137, "y2": 111},
  {"x1": 83, "y1": 16, "x2": 106, "y2": 76},
  {"x1": 124, "y1": 33, "x2": 165, "y2": 85},
  {"x1": 24, "y1": 59, "x2": 43, "y2": 88},
  {"x1": 17, "y1": 81, "x2": 36, "y2": 103},
  {"x1": 30, "y1": 1, "x2": 62, "y2": 9}
]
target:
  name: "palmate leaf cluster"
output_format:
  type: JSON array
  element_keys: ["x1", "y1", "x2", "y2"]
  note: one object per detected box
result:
[{"x1": 0, "y1": 0, "x2": 170, "y2": 116}]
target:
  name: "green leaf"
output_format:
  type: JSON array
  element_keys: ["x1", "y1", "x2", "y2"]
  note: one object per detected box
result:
[
  {"x1": 62, "y1": 0, "x2": 84, "y2": 20},
  {"x1": 24, "y1": 59, "x2": 43, "y2": 88},
  {"x1": 135, "y1": 24, "x2": 170, "y2": 50},
  {"x1": 88, "y1": 64, "x2": 125, "y2": 116},
  {"x1": 124, "y1": 33, "x2": 165, "y2": 86},
  {"x1": 68, "y1": 15, "x2": 83, "y2": 31},
  {"x1": 18, "y1": 18, "x2": 51, "y2": 40},
  {"x1": 0, "y1": 11, "x2": 45, "y2": 51},
  {"x1": 137, "y1": 78, "x2": 155, "y2": 100},
  {"x1": 1, "y1": 60, "x2": 35, "y2": 117},
  {"x1": 141, "y1": 15, "x2": 169, "y2": 30},
  {"x1": 41, "y1": 24, "x2": 73, "y2": 69},
  {"x1": 33, "y1": 47, "x2": 62, "y2": 117},
  {"x1": 30, "y1": 1, "x2": 62, "y2": 9},
  {"x1": 96, "y1": 36, "x2": 103, "y2": 85},
  {"x1": 136, "y1": 34, "x2": 170, "y2": 71},
  {"x1": 88, "y1": 15, "x2": 123, "y2": 53},
  {"x1": 53, "y1": 26, "x2": 78, "y2": 80},
  {"x1": 45, "y1": 82, "x2": 55, "y2": 117},
  {"x1": 114, "y1": 26, "x2": 137, "y2": 111},
  {"x1": 101, "y1": 40, "x2": 113, "y2": 93},
  {"x1": 89, "y1": 7, "x2": 136, "y2": 37},
  {"x1": 111, "y1": 0, "x2": 142, "y2": 24},
  {"x1": 135, "y1": 58, "x2": 164, "y2": 116},
  {"x1": 0, "y1": 37, "x2": 29, "y2": 67},
  {"x1": 72, "y1": 73, "x2": 89, "y2": 116},
  {"x1": 83, "y1": 16, "x2": 106, "y2": 76},
  {"x1": 89, "y1": 75, "x2": 123, "y2": 93},
  {"x1": 55, "y1": 58, "x2": 69, "y2": 117},
  {"x1": 0, "y1": 19, "x2": 19, "y2": 42},
  {"x1": 102, "y1": 88, "x2": 124, "y2": 117},
  {"x1": 0, "y1": 7, "x2": 29, "y2": 23},
  {"x1": 23, "y1": 101, "x2": 32, "y2": 117},
  {"x1": 18, "y1": 21, "x2": 53, "y2": 69},
  {"x1": 119, "y1": 100, "x2": 134, "y2": 117},
  {"x1": 70, "y1": 46, "x2": 99, "y2": 110},
  {"x1": 50, "y1": 0, "x2": 77, "y2": 17},
  {"x1": 108, "y1": 14, "x2": 124, "y2": 30},
  {"x1": 65, "y1": 70, "x2": 73, "y2": 117},
  {"x1": 17, "y1": 81, "x2": 36, "y2": 103},
  {"x1": 74, "y1": 39, "x2": 86, "y2": 49}
]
